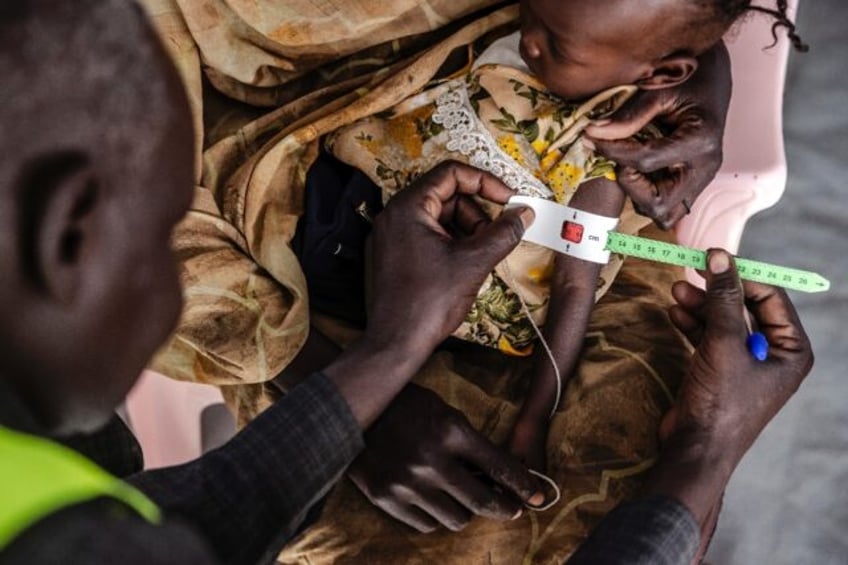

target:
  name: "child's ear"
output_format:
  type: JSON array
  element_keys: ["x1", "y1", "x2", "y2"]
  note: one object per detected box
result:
[
  {"x1": 637, "y1": 55, "x2": 699, "y2": 90},
  {"x1": 18, "y1": 151, "x2": 102, "y2": 305}
]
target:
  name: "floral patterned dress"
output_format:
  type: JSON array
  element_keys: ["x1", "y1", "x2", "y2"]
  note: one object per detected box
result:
[{"x1": 327, "y1": 63, "x2": 653, "y2": 355}]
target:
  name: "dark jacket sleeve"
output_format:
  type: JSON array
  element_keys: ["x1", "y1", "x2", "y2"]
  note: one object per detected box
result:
[
  {"x1": 128, "y1": 372, "x2": 365, "y2": 564},
  {"x1": 566, "y1": 496, "x2": 700, "y2": 565}
]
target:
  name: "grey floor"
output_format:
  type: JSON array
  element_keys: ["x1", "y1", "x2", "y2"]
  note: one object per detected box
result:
[{"x1": 707, "y1": 2, "x2": 848, "y2": 564}]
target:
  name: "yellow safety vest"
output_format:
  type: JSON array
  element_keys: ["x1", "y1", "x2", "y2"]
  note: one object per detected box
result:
[{"x1": 0, "y1": 425, "x2": 161, "y2": 550}]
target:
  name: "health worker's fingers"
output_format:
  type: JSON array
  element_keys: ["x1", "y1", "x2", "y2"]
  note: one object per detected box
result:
[{"x1": 453, "y1": 427, "x2": 545, "y2": 508}]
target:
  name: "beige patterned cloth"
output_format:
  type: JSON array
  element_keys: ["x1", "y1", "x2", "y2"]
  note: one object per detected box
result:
[
  {"x1": 141, "y1": 0, "x2": 517, "y2": 393},
  {"x1": 139, "y1": 2, "x2": 691, "y2": 562}
]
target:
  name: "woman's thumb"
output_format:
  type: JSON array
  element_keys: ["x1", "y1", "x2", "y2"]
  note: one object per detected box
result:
[{"x1": 585, "y1": 92, "x2": 666, "y2": 141}]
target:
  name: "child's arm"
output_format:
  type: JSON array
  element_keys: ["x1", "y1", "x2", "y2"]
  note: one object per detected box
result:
[
  {"x1": 509, "y1": 176, "x2": 626, "y2": 468},
  {"x1": 271, "y1": 326, "x2": 342, "y2": 393}
]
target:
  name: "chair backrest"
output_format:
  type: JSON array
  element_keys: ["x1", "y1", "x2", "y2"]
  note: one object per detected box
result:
[
  {"x1": 124, "y1": 370, "x2": 234, "y2": 469},
  {"x1": 675, "y1": 0, "x2": 797, "y2": 283}
]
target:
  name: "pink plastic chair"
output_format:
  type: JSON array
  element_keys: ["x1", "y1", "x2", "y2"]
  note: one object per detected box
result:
[
  {"x1": 676, "y1": 0, "x2": 797, "y2": 284},
  {"x1": 125, "y1": 0, "x2": 797, "y2": 468},
  {"x1": 125, "y1": 370, "x2": 234, "y2": 469}
]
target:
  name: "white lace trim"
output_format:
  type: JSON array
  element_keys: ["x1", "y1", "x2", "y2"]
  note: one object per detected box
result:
[{"x1": 432, "y1": 81, "x2": 552, "y2": 199}]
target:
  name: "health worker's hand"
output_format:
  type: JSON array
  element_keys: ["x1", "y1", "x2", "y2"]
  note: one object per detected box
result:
[
  {"x1": 645, "y1": 249, "x2": 814, "y2": 530},
  {"x1": 349, "y1": 384, "x2": 545, "y2": 532},
  {"x1": 663, "y1": 249, "x2": 814, "y2": 466},
  {"x1": 325, "y1": 161, "x2": 534, "y2": 429},
  {"x1": 364, "y1": 161, "x2": 534, "y2": 364}
]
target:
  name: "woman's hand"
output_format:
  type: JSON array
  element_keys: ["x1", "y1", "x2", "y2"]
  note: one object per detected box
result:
[{"x1": 585, "y1": 42, "x2": 732, "y2": 229}]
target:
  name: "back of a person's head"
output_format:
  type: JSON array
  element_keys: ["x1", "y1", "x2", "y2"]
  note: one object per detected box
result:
[
  {"x1": 0, "y1": 0, "x2": 179, "y2": 195},
  {"x1": 0, "y1": 0, "x2": 193, "y2": 434}
]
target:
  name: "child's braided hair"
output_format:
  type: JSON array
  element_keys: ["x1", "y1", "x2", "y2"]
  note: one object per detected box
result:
[{"x1": 716, "y1": 0, "x2": 809, "y2": 52}]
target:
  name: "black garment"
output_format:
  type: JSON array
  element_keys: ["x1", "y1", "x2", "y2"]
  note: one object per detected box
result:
[
  {"x1": 58, "y1": 414, "x2": 143, "y2": 478},
  {"x1": 566, "y1": 495, "x2": 699, "y2": 565},
  {"x1": 1, "y1": 373, "x2": 364, "y2": 565},
  {"x1": 292, "y1": 151, "x2": 383, "y2": 326},
  {"x1": 1, "y1": 498, "x2": 216, "y2": 564}
]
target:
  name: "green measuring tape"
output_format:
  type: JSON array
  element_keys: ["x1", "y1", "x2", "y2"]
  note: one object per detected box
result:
[
  {"x1": 606, "y1": 232, "x2": 831, "y2": 293},
  {"x1": 505, "y1": 196, "x2": 831, "y2": 294}
]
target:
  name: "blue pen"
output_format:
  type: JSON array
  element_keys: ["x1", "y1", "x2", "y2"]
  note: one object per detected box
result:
[{"x1": 744, "y1": 310, "x2": 769, "y2": 361}]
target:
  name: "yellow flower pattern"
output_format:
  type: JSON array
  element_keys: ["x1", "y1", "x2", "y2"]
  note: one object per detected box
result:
[
  {"x1": 531, "y1": 137, "x2": 550, "y2": 156},
  {"x1": 528, "y1": 262, "x2": 554, "y2": 285},
  {"x1": 498, "y1": 335, "x2": 534, "y2": 357},
  {"x1": 497, "y1": 136, "x2": 526, "y2": 167}
]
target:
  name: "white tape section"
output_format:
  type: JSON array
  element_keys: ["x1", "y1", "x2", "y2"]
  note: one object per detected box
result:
[{"x1": 506, "y1": 196, "x2": 619, "y2": 264}]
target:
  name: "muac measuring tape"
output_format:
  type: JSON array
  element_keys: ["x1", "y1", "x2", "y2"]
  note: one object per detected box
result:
[
  {"x1": 500, "y1": 196, "x2": 829, "y2": 509},
  {"x1": 507, "y1": 196, "x2": 831, "y2": 294},
  {"x1": 497, "y1": 196, "x2": 832, "y2": 510}
]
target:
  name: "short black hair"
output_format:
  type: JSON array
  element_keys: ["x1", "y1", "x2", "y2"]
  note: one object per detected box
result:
[{"x1": 0, "y1": 0, "x2": 179, "y2": 213}]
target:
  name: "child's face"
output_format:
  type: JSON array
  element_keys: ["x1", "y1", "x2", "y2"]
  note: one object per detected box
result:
[{"x1": 519, "y1": 0, "x2": 677, "y2": 100}]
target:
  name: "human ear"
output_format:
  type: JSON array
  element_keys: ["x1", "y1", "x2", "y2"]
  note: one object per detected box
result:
[
  {"x1": 637, "y1": 55, "x2": 699, "y2": 90},
  {"x1": 18, "y1": 151, "x2": 101, "y2": 304}
]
